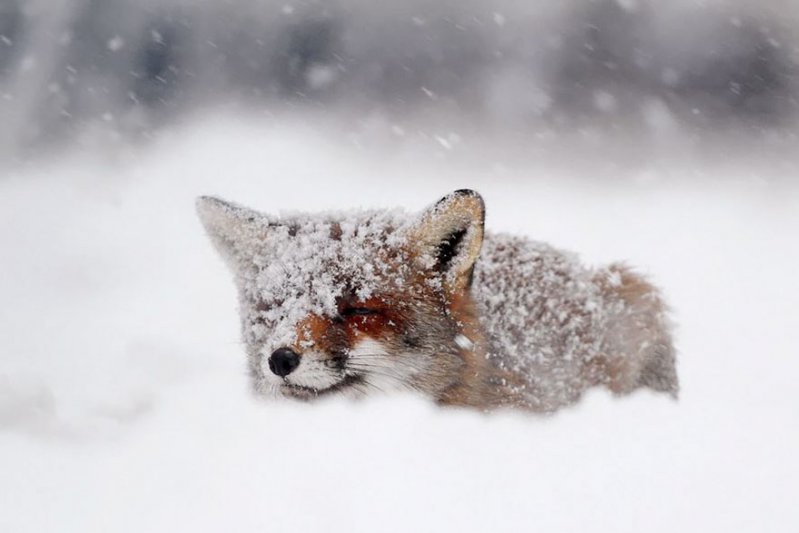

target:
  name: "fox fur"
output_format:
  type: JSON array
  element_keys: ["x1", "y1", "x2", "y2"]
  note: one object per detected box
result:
[{"x1": 197, "y1": 190, "x2": 677, "y2": 413}]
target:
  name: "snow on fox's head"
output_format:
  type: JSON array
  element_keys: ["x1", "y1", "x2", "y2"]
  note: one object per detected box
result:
[{"x1": 197, "y1": 191, "x2": 485, "y2": 401}]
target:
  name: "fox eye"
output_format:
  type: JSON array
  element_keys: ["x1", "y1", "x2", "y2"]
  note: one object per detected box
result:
[{"x1": 340, "y1": 307, "x2": 379, "y2": 317}]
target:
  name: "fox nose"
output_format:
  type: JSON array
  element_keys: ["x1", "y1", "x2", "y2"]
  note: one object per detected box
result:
[{"x1": 268, "y1": 347, "x2": 300, "y2": 377}]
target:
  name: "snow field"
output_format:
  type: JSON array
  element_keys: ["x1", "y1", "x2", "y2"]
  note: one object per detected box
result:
[{"x1": 1, "y1": 118, "x2": 798, "y2": 532}]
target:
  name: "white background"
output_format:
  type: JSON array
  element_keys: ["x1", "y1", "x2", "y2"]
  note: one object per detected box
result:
[{"x1": 1, "y1": 117, "x2": 797, "y2": 532}]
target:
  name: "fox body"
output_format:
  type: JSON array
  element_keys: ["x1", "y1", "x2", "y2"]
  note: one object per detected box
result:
[{"x1": 197, "y1": 190, "x2": 676, "y2": 413}]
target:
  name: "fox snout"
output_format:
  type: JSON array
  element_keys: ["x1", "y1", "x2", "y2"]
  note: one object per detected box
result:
[
  {"x1": 266, "y1": 311, "x2": 354, "y2": 380},
  {"x1": 267, "y1": 347, "x2": 300, "y2": 377}
]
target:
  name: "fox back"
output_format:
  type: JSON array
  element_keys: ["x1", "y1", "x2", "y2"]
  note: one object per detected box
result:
[{"x1": 197, "y1": 190, "x2": 677, "y2": 412}]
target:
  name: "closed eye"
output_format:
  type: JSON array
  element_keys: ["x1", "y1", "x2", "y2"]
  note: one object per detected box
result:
[{"x1": 340, "y1": 307, "x2": 380, "y2": 317}]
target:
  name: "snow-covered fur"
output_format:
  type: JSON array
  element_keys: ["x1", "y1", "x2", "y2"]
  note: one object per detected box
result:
[{"x1": 197, "y1": 190, "x2": 677, "y2": 413}]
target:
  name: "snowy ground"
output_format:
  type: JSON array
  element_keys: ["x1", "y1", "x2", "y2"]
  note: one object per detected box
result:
[{"x1": 1, "y1": 118, "x2": 798, "y2": 532}]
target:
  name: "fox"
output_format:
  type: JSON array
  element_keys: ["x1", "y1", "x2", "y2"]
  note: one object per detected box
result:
[{"x1": 196, "y1": 189, "x2": 677, "y2": 413}]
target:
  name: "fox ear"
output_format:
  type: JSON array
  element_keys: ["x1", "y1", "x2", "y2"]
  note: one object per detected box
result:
[
  {"x1": 196, "y1": 196, "x2": 272, "y2": 270},
  {"x1": 410, "y1": 189, "x2": 485, "y2": 293}
]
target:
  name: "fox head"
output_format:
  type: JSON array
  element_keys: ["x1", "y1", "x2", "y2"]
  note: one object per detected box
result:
[{"x1": 196, "y1": 190, "x2": 498, "y2": 405}]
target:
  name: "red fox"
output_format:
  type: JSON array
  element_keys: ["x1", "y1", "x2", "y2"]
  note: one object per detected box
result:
[{"x1": 197, "y1": 190, "x2": 677, "y2": 412}]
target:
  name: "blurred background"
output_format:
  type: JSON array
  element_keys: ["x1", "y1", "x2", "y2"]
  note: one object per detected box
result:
[
  {"x1": 1, "y1": 2, "x2": 798, "y2": 532},
  {"x1": 2, "y1": 0, "x2": 798, "y2": 164}
]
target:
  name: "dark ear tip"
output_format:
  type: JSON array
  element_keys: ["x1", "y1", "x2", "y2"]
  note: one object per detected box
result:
[
  {"x1": 196, "y1": 196, "x2": 248, "y2": 230},
  {"x1": 196, "y1": 195, "x2": 222, "y2": 212},
  {"x1": 448, "y1": 189, "x2": 485, "y2": 221},
  {"x1": 436, "y1": 189, "x2": 484, "y2": 208},
  {"x1": 196, "y1": 196, "x2": 249, "y2": 218},
  {"x1": 196, "y1": 196, "x2": 225, "y2": 224},
  {"x1": 456, "y1": 189, "x2": 484, "y2": 210}
]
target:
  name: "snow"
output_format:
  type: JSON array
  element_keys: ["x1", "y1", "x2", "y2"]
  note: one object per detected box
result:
[
  {"x1": 197, "y1": 195, "x2": 417, "y2": 397},
  {"x1": 198, "y1": 183, "x2": 670, "y2": 412},
  {"x1": 1, "y1": 117, "x2": 799, "y2": 532},
  {"x1": 106, "y1": 36, "x2": 125, "y2": 52},
  {"x1": 473, "y1": 233, "x2": 672, "y2": 411},
  {"x1": 4, "y1": 0, "x2": 798, "y2": 157}
]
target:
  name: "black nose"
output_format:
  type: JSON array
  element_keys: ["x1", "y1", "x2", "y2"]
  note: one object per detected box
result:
[{"x1": 268, "y1": 347, "x2": 300, "y2": 377}]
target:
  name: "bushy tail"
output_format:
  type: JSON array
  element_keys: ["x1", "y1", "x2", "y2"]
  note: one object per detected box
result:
[
  {"x1": 596, "y1": 264, "x2": 679, "y2": 398},
  {"x1": 637, "y1": 338, "x2": 678, "y2": 398}
]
